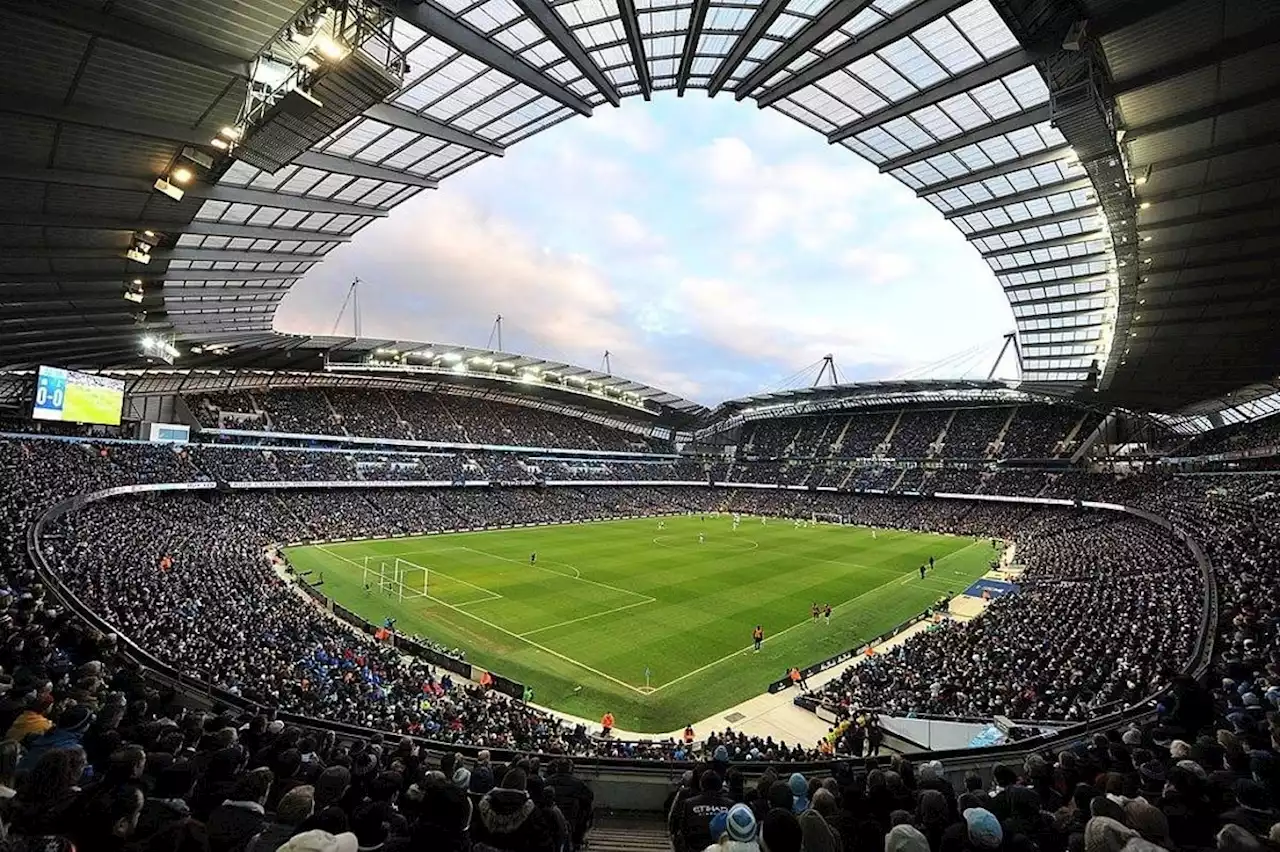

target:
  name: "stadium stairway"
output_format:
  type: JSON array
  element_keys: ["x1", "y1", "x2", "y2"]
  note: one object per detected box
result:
[{"x1": 590, "y1": 811, "x2": 670, "y2": 852}]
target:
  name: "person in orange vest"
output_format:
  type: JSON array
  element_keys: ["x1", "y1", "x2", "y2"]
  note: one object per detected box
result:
[
  {"x1": 479, "y1": 670, "x2": 494, "y2": 689},
  {"x1": 601, "y1": 711, "x2": 614, "y2": 737},
  {"x1": 789, "y1": 667, "x2": 802, "y2": 690},
  {"x1": 159, "y1": 554, "x2": 172, "y2": 572},
  {"x1": 683, "y1": 724, "x2": 695, "y2": 745}
]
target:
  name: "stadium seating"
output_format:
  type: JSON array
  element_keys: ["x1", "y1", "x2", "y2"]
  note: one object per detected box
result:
[
  {"x1": 185, "y1": 388, "x2": 667, "y2": 452},
  {"x1": 2, "y1": 425, "x2": 1279, "y2": 848}
]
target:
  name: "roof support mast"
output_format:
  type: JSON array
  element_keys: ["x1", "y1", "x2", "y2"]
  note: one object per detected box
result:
[{"x1": 331, "y1": 279, "x2": 361, "y2": 338}]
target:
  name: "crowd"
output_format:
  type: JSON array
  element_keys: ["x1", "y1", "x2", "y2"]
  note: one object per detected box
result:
[
  {"x1": 737, "y1": 404, "x2": 1093, "y2": 462},
  {"x1": 0, "y1": 428, "x2": 1278, "y2": 848},
  {"x1": 185, "y1": 389, "x2": 667, "y2": 452}
]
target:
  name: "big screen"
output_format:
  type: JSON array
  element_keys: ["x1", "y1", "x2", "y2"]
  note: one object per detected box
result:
[{"x1": 32, "y1": 366, "x2": 126, "y2": 426}]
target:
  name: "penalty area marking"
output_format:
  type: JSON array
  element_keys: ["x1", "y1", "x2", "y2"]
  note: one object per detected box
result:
[
  {"x1": 312, "y1": 545, "x2": 650, "y2": 695},
  {"x1": 320, "y1": 546, "x2": 504, "y2": 605}
]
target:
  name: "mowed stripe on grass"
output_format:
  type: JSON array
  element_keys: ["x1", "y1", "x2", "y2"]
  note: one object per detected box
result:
[{"x1": 286, "y1": 516, "x2": 995, "y2": 733}]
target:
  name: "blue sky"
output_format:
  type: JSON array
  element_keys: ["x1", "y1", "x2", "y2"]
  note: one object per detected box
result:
[{"x1": 275, "y1": 94, "x2": 1014, "y2": 404}]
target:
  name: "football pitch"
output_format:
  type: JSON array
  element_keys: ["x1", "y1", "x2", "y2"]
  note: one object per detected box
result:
[{"x1": 285, "y1": 516, "x2": 995, "y2": 733}]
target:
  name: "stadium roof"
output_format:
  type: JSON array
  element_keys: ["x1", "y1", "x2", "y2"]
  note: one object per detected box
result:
[
  {"x1": 1, "y1": 0, "x2": 1276, "y2": 420},
  {"x1": 176, "y1": 330, "x2": 710, "y2": 419}
]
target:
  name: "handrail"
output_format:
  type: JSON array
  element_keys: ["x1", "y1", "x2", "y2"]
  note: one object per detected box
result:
[{"x1": 26, "y1": 480, "x2": 1216, "y2": 774}]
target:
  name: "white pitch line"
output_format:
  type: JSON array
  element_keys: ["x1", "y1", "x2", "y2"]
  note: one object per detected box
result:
[
  {"x1": 313, "y1": 545, "x2": 648, "y2": 694},
  {"x1": 518, "y1": 597, "x2": 656, "y2": 638},
  {"x1": 394, "y1": 554, "x2": 502, "y2": 599},
  {"x1": 650, "y1": 556, "x2": 976, "y2": 694}
]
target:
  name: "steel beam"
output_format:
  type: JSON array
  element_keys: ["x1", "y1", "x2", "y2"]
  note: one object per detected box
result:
[
  {"x1": 735, "y1": 0, "x2": 876, "y2": 100},
  {"x1": 915, "y1": 146, "x2": 1074, "y2": 196},
  {"x1": 0, "y1": 246, "x2": 326, "y2": 264},
  {"x1": 291, "y1": 151, "x2": 438, "y2": 188},
  {"x1": 996, "y1": 251, "x2": 1110, "y2": 278},
  {"x1": 1141, "y1": 130, "x2": 1280, "y2": 173},
  {"x1": 1003, "y1": 270, "x2": 1110, "y2": 293},
  {"x1": 617, "y1": 0, "x2": 652, "y2": 100},
  {"x1": 513, "y1": 0, "x2": 618, "y2": 106},
  {"x1": 7, "y1": 0, "x2": 251, "y2": 76},
  {"x1": 0, "y1": 213, "x2": 352, "y2": 243},
  {"x1": 0, "y1": 90, "x2": 217, "y2": 149},
  {"x1": 967, "y1": 207, "x2": 1103, "y2": 242},
  {"x1": 980, "y1": 229, "x2": 1106, "y2": 257},
  {"x1": 676, "y1": 0, "x2": 712, "y2": 96},
  {"x1": 880, "y1": 104, "x2": 1052, "y2": 173},
  {"x1": 0, "y1": 271, "x2": 302, "y2": 285},
  {"x1": 755, "y1": 0, "x2": 970, "y2": 107},
  {"x1": 196, "y1": 183, "x2": 390, "y2": 217},
  {"x1": 0, "y1": 166, "x2": 390, "y2": 217},
  {"x1": 363, "y1": 103, "x2": 506, "y2": 156},
  {"x1": 1112, "y1": 29, "x2": 1280, "y2": 96},
  {"x1": 829, "y1": 49, "x2": 1033, "y2": 143},
  {"x1": 942, "y1": 176, "x2": 1094, "y2": 220},
  {"x1": 707, "y1": 0, "x2": 787, "y2": 96},
  {"x1": 393, "y1": 0, "x2": 592, "y2": 116},
  {"x1": 1135, "y1": 168, "x2": 1280, "y2": 207},
  {"x1": 1123, "y1": 84, "x2": 1280, "y2": 142},
  {"x1": 1136, "y1": 198, "x2": 1277, "y2": 233}
]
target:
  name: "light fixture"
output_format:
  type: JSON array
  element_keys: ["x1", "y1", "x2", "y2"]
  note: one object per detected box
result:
[
  {"x1": 153, "y1": 176, "x2": 184, "y2": 201},
  {"x1": 219, "y1": 126, "x2": 243, "y2": 140},
  {"x1": 210, "y1": 137, "x2": 230, "y2": 151},
  {"x1": 143, "y1": 230, "x2": 155, "y2": 238},
  {"x1": 1139, "y1": 299, "x2": 1146, "y2": 305},
  {"x1": 170, "y1": 167, "x2": 194, "y2": 184},
  {"x1": 1139, "y1": 201, "x2": 1150, "y2": 210},
  {"x1": 1143, "y1": 258, "x2": 1152, "y2": 264},
  {"x1": 298, "y1": 52, "x2": 322, "y2": 72},
  {"x1": 123, "y1": 280, "x2": 144, "y2": 303},
  {"x1": 1142, "y1": 235, "x2": 1152, "y2": 242},
  {"x1": 126, "y1": 247, "x2": 152, "y2": 264},
  {"x1": 314, "y1": 33, "x2": 350, "y2": 61}
]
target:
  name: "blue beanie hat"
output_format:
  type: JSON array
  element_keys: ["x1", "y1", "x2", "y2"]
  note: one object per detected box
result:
[
  {"x1": 726, "y1": 803, "x2": 757, "y2": 841},
  {"x1": 714, "y1": 745, "x2": 729, "y2": 763},
  {"x1": 789, "y1": 772, "x2": 807, "y2": 795},
  {"x1": 709, "y1": 811, "x2": 729, "y2": 841}
]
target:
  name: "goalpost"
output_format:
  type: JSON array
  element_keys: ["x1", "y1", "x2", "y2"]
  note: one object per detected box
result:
[
  {"x1": 362, "y1": 557, "x2": 430, "y2": 601},
  {"x1": 811, "y1": 512, "x2": 846, "y2": 525}
]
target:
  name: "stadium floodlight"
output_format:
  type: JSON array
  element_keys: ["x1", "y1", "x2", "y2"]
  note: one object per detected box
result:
[
  {"x1": 123, "y1": 280, "x2": 144, "y2": 304},
  {"x1": 314, "y1": 33, "x2": 351, "y2": 61},
  {"x1": 470, "y1": 356, "x2": 493, "y2": 366},
  {"x1": 451, "y1": 362, "x2": 467, "y2": 373},
  {"x1": 220, "y1": 126, "x2": 243, "y2": 140},
  {"x1": 170, "y1": 167, "x2": 194, "y2": 184},
  {"x1": 210, "y1": 137, "x2": 230, "y2": 151},
  {"x1": 153, "y1": 176, "x2": 184, "y2": 201},
  {"x1": 441, "y1": 352, "x2": 461, "y2": 363},
  {"x1": 125, "y1": 247, "x2": 151, "y2": 264}
]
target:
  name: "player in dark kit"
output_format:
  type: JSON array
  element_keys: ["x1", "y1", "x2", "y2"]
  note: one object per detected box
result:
[
  {"x1": 530, "y1": 552, "x2": 537, "y2": 564},
  {"x1": 752, "y1": 625, "x2": 764, "y2": 652},
  {"x1": 824, "y1": 604, "x2": 832, "y2": 625},
  {"x1": 920, "y1": 564, "x2": 927, "y2": 579},
  {"x1": 929, "y1": 555, "x2": 935, "y2": 570}
]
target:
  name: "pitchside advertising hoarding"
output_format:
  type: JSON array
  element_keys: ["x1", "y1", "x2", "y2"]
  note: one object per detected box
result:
[{"x1": 32, "y1": 366, "x2": 126, "y2": 426}]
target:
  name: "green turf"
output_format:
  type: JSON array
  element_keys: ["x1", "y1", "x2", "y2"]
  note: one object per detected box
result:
[{"x1": 285, "y1": 515, "x2": 995, "y2": 734}]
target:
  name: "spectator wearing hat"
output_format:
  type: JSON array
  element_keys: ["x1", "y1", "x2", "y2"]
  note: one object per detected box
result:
[
  {"x1": 277, "y1": 829, "x2": 359, "y2": 852},
  {"x1": 471, "y1": 767, "x2": 554, "y2": 852},
  {"x1": 1220, "y1": 780, "x2": 1277, "y2": 837},
  {"x1": 414, "y1": 768, "x2": 472, "y2": 852},
  {"x1": 5, "y1": 693, "x2": 54, "y2": 743},
  {"x1": 707, "y1": 803, "x2": 760, "y2": 852},
  {"x1": 788, "y1": 773, "x2": 809, "y2": 815},
  {"x1": 941, "y1": 807, "x2": 1005, "y2": 852}
]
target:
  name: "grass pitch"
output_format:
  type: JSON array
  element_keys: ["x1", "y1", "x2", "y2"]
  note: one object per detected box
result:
[{"x1": 286, "y1": 516, "x2": 994, "y2": 733}]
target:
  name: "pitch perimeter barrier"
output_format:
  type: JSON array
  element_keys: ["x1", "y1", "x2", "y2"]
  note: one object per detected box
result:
[{"x1": 24, "y1": 479, "x2": 1218, "y2": 809}]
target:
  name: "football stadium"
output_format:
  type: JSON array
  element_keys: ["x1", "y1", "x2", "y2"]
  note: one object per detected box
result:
[{"x1": 1, "y1": 0, "x2": 1279, "y2": 850}]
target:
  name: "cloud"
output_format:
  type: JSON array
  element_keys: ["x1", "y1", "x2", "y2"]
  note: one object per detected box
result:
[{"x1": 576, "y1": 104, "x2": 665, "y2": 152}]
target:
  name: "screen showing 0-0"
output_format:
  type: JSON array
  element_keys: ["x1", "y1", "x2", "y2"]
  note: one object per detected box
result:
[{"x1": 32, "y1": 366, "x2": 126, "y2": 426}]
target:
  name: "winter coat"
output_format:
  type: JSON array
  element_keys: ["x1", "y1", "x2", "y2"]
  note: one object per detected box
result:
[{"x1": 471, "y1": 786, "x2": 555, "y2": 852}]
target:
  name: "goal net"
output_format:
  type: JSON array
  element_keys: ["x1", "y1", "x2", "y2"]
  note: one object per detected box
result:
[
  {"x1": 362, "y1": 557, "x2": 429, "y2": 601},
  {"x1": 811, "y1": 512, "x2": 846, "y2": 525}
]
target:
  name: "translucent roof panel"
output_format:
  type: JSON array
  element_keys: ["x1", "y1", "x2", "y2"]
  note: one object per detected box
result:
[{"x1": 163, "y1": 0, "x2": 1114, "y2": 390}]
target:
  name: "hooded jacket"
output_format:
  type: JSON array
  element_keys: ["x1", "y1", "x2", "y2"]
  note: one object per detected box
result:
[{"x1": 471, "y1": 786, "x2": 555, "y2": 852}]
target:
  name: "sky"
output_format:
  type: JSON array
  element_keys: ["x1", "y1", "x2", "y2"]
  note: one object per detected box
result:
[{"x1": 274, "y1": 94, "x2": 1014, "y2": 405}]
